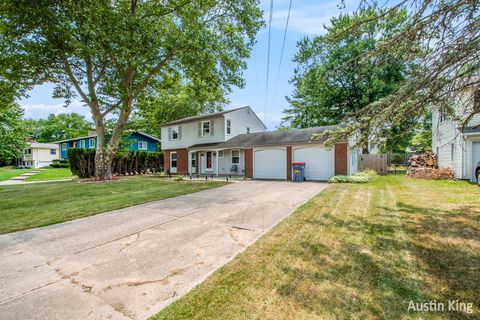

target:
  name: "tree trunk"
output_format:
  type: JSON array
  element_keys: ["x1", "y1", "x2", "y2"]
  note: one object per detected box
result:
[{"x1": 94, "y1": 148, "x2": 114, "y2": 180}]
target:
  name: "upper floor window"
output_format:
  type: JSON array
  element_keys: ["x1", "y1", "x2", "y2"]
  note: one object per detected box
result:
[
  {"x1": 89, "y1": 138, "x2": 96, "y2": 148},
  {"x1": 24, "y1": 148, "x2": 31, "y2": 155},
  {"x1": 226, "y1": 119, "x2": 231, "y2": 134},
  {"x1": 50, "y1": 149, "x2": 56, "y2": 155},
  {"x1": 246, "y1": 127, "x2": 250, "y2": 134},
  {"x1": 62, "y1": 143, "x2": 67, "y2": 151},
  {"x1": 138, "y1": 141, "x2": 148, "y2": 150},
  {"x1": 172, "y1": 126, "x2": 179, "y2": 140},
  {"x1": 79, "y1": 140, "x2": 86, "y2": 148},
  {"x1": 202, "y1": 121, "x2": 211, "y2": 136}
]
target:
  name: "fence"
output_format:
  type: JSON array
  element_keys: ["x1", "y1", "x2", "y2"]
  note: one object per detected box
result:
[{"x1": 358, "y1": 154, "x2": 388, "y2": 174}]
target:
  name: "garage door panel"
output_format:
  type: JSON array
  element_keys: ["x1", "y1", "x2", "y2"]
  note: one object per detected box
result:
[
  {"x1": 254, "y1": 148, "x2": 286, "y2": 180},
  {"x1": 293, "y1": 146, "x2": 334, "y2": 181}
]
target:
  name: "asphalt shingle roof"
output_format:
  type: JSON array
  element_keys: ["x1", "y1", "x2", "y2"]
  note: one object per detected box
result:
[
  {"x1": 160, "y1": 106, "x2": 249, "y2": 127},
  {"x1": 214, "y1": 125, "x2": 341, "y2": 149}
]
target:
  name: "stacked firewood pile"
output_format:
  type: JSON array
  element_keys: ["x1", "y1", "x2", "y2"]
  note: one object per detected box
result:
[{"x1": 407, "y1": 152, "x2": 454, "y2": 180}]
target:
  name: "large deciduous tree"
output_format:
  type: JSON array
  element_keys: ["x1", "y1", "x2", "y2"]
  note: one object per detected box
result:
[
  {"x1": 0, "y1": 103, "x2": 27, "y2": 166},
  {"x1": 320, "y1": 0, "x2": 479, "y2": 146},
  {"x1": 25, "y1": 113, "x2": 94, "y2": 143},
  {"x1": 284, "y1": 7, "x2": 413, "y2": 152},
  {"x1": 0, "y1": 0, "x2": 262, "y2": 179}
]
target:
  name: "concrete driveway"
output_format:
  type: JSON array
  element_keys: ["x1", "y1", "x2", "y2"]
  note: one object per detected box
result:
[{"x1": 0, "y1": 180, "x2": 326, "y2": 320}]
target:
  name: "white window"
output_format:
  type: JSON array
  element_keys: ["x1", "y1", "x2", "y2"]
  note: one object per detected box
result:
[
  {"x1": 138, "y1": 141, "x2": 148, "y2": 150},
  {"x1": 218, "y1": 150, "x2": 224, "y2": 158},
  {"x1": 89, "y1": 138, "x2": 96, "y2": 148},
  {"x1": 172, "y1": 126, "x2": 179, "y2": 140},
  {"x1": 79, "y1": 140, "x2": 86, "y2": 148},
  {"x1": 232, "y1": 150, "x2": 240, "y2": 164},
  {"x1": 170, "y1": 152, "x2": 177, "y2": 168},
  {"x1": 226, "y1": 119, "x2": 231, "y2": 134},
  {"x1": 202, "y1": 121, "x2": 211, "y2": 136},
  {"x1": 450, "y1": 142, "x2": 455, "y2": 162},
  {"x1": 24, "y1": 148, "x2": 31, "y2": 155},
  {"x1": 50, "y1": 149, "x2": 56, "y2": 155},
  {"x1": 62, "y1": 143, "x2": 67, "y2": 151},
  {"x1": 246, "y1": 127, "x2": 250, "y2": 134}
]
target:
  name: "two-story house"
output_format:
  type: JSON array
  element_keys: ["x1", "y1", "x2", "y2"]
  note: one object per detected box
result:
[
  {"x1": 57, "y1": 131, "x2": 161, "y2": 159},
  {"x1": 161, "y1": 106, "x2": 357, "y2": 180},
  {"x1": 432, "y1": 89, "x2": 480, "y2": 182},
  {"x1": 17, "y1": 142, "x2": 60, "y2": 168}
]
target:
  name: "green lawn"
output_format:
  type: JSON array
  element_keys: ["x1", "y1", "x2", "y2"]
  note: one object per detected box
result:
[
  {"x1": 0, "y1": 166, "x2": 32, "y2": 182},
  {"x1": 24, "y1": 167, "x2": 76, "y2": 181},
  {"x1": 0, "y1": 176, "x2": 228, "y2": 234},
  {"x1": 153, "y1": 175, "x2": 480, "y2": 320}
]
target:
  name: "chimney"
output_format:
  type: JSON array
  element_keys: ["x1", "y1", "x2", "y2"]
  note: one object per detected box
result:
[{"x1": 88, "y1": 131, "x2": 97, "y2": 136}]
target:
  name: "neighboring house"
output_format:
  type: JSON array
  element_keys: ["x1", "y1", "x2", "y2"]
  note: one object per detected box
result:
[
  {"x1": 57, "y1": 131, "x2": 161, "y2": 159},
  {"x1": 161, "y1": 106, "x2": 358, "y2": 180},
  {"x1": 432, "y1": 89, "x2": 480, "y2": 182},
  {"x1": 17, "y1": 142, "x2": 60, "y2": 168}
]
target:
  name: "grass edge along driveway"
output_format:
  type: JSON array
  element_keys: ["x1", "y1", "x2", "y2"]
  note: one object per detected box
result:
[
  {"x1": 0, "y1": 176, "x2": 228, "y2": 234},
  {"x1": 152, "y1": 175, "x2": 479, "y2": 320}
]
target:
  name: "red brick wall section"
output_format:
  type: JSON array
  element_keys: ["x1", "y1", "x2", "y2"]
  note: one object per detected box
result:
[
  {"x1": 287, "y1": 146, "x2": 292, "y2": 180},
  {"x1": 334, "y1": 143, "x2": 348, "y2": 175},
  {"x1": 163, "y1": 149, "x2": 188, "y2": 174},
  {"x1": 163, "y1": 150, "x2": 170, "y2": 173},
  {"x1": 244, "y1": 148, "x2": 253, "y2": 178}
]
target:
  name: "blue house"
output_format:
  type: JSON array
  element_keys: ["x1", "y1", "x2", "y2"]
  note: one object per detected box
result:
[{"x1": 56, "y1": 131, "x2": 161, "y2": 159}]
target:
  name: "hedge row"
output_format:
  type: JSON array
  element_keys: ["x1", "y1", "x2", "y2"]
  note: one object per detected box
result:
[{"x1": 67, "y1": 148, "x2": 163, "y2": 179}]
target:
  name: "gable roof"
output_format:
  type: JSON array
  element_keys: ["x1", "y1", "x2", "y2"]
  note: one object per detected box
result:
[
  {"x1": 55, "y1": 131, "x2": 160, "y2": 143},
  {"x1": 159, "y1": 106, "x2": 266, "y2": 129},
  {"x1": 211, "y1": 125, "x2": 341, "y2": 149}
]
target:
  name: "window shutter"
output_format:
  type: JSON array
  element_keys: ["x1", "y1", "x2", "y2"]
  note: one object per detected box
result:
[
  {"x1": 178, "y1": 125, "x2": 183, "y2": 140},
  {"x1": 168, "y1": 127, "x2": 172, "y2": 141},
  {"x1": 210, "y1": 120, "x2": 214, "y2": 136},
  {"x1": 198, "y1": 122, "x2": 202, "y2": 137}
]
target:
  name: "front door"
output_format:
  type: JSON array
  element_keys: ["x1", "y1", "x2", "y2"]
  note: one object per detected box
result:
[
  {"x1": 206, "y1": 151, "x2": 213, "y2": 171},
  {"x1": 190, "y1": 152, "x2": 196, "y2": 174}
]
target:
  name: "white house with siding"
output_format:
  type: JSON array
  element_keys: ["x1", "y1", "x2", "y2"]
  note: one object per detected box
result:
[
  {"x1": 17, "y1": 142, "x2": 60, "y2": 168},
  {"x1": 432, "y1": 90, "x2": 480, "y2": 182}
]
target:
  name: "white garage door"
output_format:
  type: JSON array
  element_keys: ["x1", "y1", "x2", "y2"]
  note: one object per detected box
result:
[
  {"x1": 293, "y1": 146, "x2": 334, "y2": 181},
  {"x1": 254, "y1": 148, "x2": 287, "y2": 179}
]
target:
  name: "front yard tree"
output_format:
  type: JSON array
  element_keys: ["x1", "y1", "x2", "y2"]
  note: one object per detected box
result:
[
  {"x1": 0, "y1": 0, "x2": 262, "y2": 180},
  {"x1": 283, "y1": 7, "x2": 413, "y2": 152},
  {"x1": 0, "y1": 103, "x2": 27, "y2": 166}
]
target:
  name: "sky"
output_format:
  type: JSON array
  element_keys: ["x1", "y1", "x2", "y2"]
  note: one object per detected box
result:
[{"x1": 19, "y1": 0, "x2": 361, "y2": 130}]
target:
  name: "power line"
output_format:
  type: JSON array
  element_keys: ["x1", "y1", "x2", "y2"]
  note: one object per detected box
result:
[
  {"x1": 264, "y1": 0, "x2": 273, "y2": 123},
  {"x1": 272, "y1": 0, "x2": 293, "y2": 112}
]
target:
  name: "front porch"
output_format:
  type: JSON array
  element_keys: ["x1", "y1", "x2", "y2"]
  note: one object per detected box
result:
[{"x1": 187, "y1": 147, "x2": 245, "y2": 177}]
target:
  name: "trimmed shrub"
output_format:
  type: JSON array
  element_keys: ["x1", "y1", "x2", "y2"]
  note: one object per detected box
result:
[
  {"x1": 67, "y1": 148, "x2": 163, "y2": 179},
  {"x1": 329, "y1": 169, "x2": 377, "y2": 184},
  {"x1": 50, "y1": 159, "x2": 70, "y2": 168}
]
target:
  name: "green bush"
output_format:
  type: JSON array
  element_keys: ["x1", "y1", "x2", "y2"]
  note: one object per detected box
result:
[
  {"x1": 67, "y1": 148, "x2": 163, "y2": 179},
  {"x1": 50, "y1": 159, "x2": 70, "y2": 168},
  {"x1": 329, "y1": 169, "x2": 377, "y2": 184}
]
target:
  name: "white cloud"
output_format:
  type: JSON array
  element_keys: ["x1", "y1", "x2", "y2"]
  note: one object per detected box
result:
[{"x1": 21, "y1": 100, "x2": 93, "y2": 120}]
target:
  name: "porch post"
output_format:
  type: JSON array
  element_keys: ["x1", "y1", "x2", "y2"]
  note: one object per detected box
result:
[{"x1": 215, "y1": 149, "x2": 219, "y2": 177}]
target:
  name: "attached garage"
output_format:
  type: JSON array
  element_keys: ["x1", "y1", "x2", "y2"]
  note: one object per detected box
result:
[
  {"x1": 253, "y1": 148, "x2": 287, "y2": 180},
  {"x1": 293, "y1": 145, "x2": 334, "y2": 181}
]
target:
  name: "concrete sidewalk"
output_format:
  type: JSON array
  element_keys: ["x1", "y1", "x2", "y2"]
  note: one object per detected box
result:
[{"x1": 0, "y1": 180, "x2": 326, "y2": 320}]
